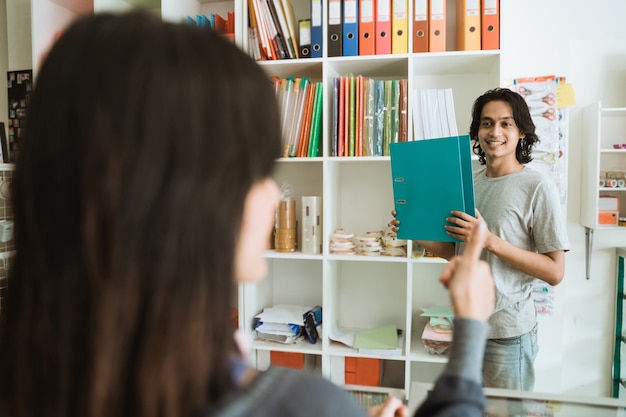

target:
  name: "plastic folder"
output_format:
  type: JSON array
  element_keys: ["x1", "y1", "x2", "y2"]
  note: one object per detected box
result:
[{"x1": 389, "y1": 135, "x2": 475, "y2": 242}]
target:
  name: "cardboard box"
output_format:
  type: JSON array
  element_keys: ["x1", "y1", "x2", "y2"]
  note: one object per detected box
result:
[
  {"x1": 270, "y1": 351, "x2": 305, "y2": 370},
  {"x1": 599, "y1": 196, "x2": 619, "y2": 211},
  {"x1": 345, "y1": 356, "x2": 381, "y2": 386},
  {"x1": 599, "y1": 210, "x2": 619, "y2": 225}
]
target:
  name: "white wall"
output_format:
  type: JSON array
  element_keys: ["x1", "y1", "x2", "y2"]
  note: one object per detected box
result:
[{"x1": 502, "y1": 0, "x2": 626, "y2": 398}]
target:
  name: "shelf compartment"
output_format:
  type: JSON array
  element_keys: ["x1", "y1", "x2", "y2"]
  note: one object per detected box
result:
[
  {"x1": 240, "y1": 257, "x2": 323, "y2": 343},
  {"x1": 325, "y1": 160, "x2": 395, "y2": 240},
  {"x1": 325, "y1": 261, "x2": 408, "y2": 350}
]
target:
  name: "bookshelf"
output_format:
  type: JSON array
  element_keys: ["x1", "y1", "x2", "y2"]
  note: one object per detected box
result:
[
  {"x1": 240, "y1": 3, "x2": 500, "y2": 401},
  {"x1": 581, "y1": 101, "x2": 626, "y2": 279},
  {"x1": 29, "y1": 0, "x2": 501, "y2": 400}
]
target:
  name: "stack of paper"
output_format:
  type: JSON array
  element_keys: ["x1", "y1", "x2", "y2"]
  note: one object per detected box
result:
[
  {"x1": 254, "y1": 304, "x2": 311, "y2": 344},
  {"x1": 412, "y1": 88, "x2": 458, "y2": 140},
  {"x1": 420, "y1": 306, "x2": 454, "y2": 355}
]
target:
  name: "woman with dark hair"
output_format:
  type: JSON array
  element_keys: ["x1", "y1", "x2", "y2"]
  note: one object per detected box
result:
[
  {"x1": 394, "y1": 87, "x2": 569, "y2": 391},
  {"x1": 0, "y1": 10, "x2": 500, "y2": 417}
]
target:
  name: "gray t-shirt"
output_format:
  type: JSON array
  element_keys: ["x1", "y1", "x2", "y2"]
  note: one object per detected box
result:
[{"x1": 459, "y1": 167, "x2": 569, "y2": 339}]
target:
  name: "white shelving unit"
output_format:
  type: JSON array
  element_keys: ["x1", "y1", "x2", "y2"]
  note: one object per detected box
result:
[
  {"x1": 581, "y1": 102, "x2": 626, "y2": 279},
  {"x1": 29, "y1": 0, "x2": 501, "y2": 400},
  {"x1": 240, "y1": 4, "x2": 500, "y2": 399}
]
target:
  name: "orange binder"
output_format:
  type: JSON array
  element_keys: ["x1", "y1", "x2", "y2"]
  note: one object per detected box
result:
[
  {"x1": 391, "y1": 0, "x2": 408, "y2": 54},
  {"x1": 413, "y1": 0, "x2": 428, "y2": 53},
  {"x1": 428, "y1": 0, "x2": 445, "y2": 52},
  {"x1": 481, "y1": 0, "x2": 499, "y2": 50},
  {"x1": 359, "y1": 0, "x2": 376, "y2": 55},
  {"x1": 375, "y1": 0, "x2": 391, "y2": 55},
  {"x1": 456, "y1": 0, "x2": 480, "y2": 51}
]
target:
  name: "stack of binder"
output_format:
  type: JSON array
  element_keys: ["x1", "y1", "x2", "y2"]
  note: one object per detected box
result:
[
  {"x1": 412, "y1": 0, "x2": 500, "y2": 53},
  {"x1": 328, "y1": 0, "x2": 409, "y2": 56},
  {"x1": 248, "y1": 0, "x2": 499, "y2": 59}
]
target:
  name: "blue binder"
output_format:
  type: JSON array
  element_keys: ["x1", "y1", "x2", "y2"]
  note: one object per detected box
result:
[
  {"x1": 390, "y1": 135, "x2": 475, "y2": 242},
  {"x1": 310, "y1": 0, "x2": 323, "y2": 57},
  {"x1": 342, "y1": 0, "x2": 359, "y2": 56}
]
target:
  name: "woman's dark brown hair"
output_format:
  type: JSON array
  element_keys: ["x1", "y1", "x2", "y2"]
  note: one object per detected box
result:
[{"x1": 0, "y1": 11, "x2": 281, "y2": 417}]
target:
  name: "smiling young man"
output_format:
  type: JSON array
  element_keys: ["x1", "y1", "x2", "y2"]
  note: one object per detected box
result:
[{"x1": 407, "y1": 88, "x2": 570, "y2": 391}]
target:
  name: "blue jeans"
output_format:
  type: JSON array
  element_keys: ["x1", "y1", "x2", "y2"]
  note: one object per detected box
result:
[{"x1": 483, "y1": 325, "x2": 538, "y2": 390}]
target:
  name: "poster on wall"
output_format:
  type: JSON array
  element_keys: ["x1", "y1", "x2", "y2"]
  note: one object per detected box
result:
[
  {"x1": 7, "y1": 69, "x2": 33, "y2": 163},
  {"x1": 510, "y1": 75, "x2": 574, "y2": 205}
]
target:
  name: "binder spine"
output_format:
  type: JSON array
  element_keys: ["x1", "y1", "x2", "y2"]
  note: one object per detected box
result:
[
  {"x1": 342, "y1": 0, "x2": 359, "y2": 56},
  {"x1": 328, "y1": 0, "x2": 343, "y2": 56}
]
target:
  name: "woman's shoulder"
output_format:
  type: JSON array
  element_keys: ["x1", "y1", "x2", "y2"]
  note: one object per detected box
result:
[{"x1": 213, "y1": 367, "x2": 366, "y2": 417}]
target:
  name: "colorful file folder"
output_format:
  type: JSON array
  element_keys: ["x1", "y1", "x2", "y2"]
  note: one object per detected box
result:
[
  {"x1": 342, "y1": 0, "x2": 359, "y2": 56},
  {"x1": 390, "y1": 135, "x2": 475, "y2": 242},
  {"x1": 375, "y1": 0, "x2": 392, "y2": 54},
  {"x1": 328, "y1": 0, "x2": 343, "y2": 56},
  {"x1": 428, "y1": 0, "x2": 445, "y2": 52},
  {"x1": 310, "y1": 0, "x2": 323, "y2": 57},
  {"x1": 359, "y1": 0, "x2": 376, "y2": 55},
  {"x1": 391, "y1": 0, "x2": 408, "y2": 53},
  {"x1": 413, "y1": 0, "x2": 428, "y2": 53},
  {"x1": 456, "y1": 0, "x2": 480, "y2": 51},
  {"x1": 481, "y1": 0, "x2": 499, "y2": 50}
]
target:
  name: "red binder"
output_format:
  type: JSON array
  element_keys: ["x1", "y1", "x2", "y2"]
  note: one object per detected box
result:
[
  {"x1": 428, "y1": 0, "x2": 445, "y2": 52},
  {"x1": 481, "y1": 0, "x2": 499, "y2": 50},
  {"x1": 359, "y1": 0, "x2": 376, "y2": 55},
  {"x1": 375, "y1": 0, "x2": 391, "y2": 55},
  {"x1": 413, "y1": 0, "x2": 428, "y2": 53}
]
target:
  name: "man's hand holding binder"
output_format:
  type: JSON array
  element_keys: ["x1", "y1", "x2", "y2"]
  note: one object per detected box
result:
[{"x1": 389, "y1": 135, "x2": 476, "y2": 243}]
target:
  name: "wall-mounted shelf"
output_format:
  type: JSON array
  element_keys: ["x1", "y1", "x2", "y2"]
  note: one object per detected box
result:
[{"x1": 581, "y1": 102, "x2": 626, "y2": 279}]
